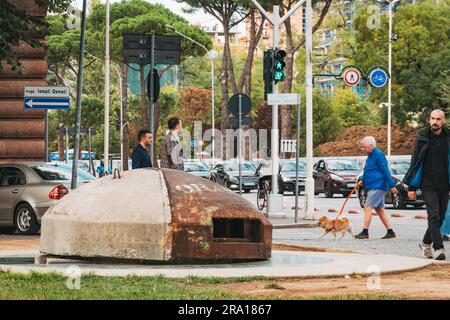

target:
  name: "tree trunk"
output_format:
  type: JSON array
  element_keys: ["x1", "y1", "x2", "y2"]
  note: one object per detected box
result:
[
  {"x1": 121, "y1": 63, "x2": 129, "y2": 171},
  {"x1": 139, "y1": 65, "x2": 149, "y2": 129},
  {"x1": 220, "y1": 27, "x2": 230, "y2": 159},
  {"x1": 57, "y1": 123, "x2": 64, "y2": 161}
]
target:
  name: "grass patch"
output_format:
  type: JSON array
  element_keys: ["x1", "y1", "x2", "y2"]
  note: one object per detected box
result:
[{"x1": 264, "y1": 283, "x2": 285, "y2": 290}]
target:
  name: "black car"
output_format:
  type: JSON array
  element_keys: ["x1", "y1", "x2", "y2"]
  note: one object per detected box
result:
[
  {"x1": 357, "y1": 156, "x2": 425, "y2": 209},
  {"x1": 313, "y1": 158, "x2": 361, "y2": 197},
  {"x1": 278, "y1": 160, "x2": 307, "y2": 195},
  {"x1": 209, "y1": 161, "x2": 258, "y2": 193}
]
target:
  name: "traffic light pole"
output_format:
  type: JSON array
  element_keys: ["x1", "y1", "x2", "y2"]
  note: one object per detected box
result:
[
  {"x1": 150, "y1": 35, "x2": 155, "y2": 164},
  {"x1": 251, "y1": 0, "x2": 307, "y2": 217}
]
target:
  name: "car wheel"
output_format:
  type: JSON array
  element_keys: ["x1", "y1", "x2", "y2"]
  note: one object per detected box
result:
[
  {"x1": 14, "y1": 203, "x2": 40, "y2": 235},
  {"x1": 324, "y1": 182, "x2": 333, "y2": 198},
  {"x1": 358, "y1": 188, "x2": 366, "y2": 208},
  {"x1": 392, "y1": 192, "x2": 406, "y2": 209}
]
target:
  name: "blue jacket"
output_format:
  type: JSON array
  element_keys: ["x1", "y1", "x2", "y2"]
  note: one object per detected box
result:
[
  {"x1": 131, "y1": 144, "x2": 152, "y2": 169},
  {"x1": 362, "y1": 147, "x2": 397, "y2": 191}
]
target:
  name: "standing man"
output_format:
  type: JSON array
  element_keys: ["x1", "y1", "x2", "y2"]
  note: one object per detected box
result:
[
  {"x1": 160, "y1": 117, "x2": 184, "y2": 171},
  {"x1": 356, "y1": 136, "x2": 398, "y2": 240},
  {"x1": 403, "y1": 109, "x2": 449, "y2": 260},
  {"x1": 131, "y1": 129, "x2": 152, "y2": 169}
]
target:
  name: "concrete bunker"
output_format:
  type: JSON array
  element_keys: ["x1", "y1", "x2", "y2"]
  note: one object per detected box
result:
[{"x1": 39, "y1": 168, "x2": 272, "y2": 263}]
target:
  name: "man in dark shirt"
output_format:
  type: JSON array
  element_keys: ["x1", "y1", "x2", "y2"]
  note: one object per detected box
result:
[
  {"x1": 131, "y1": 129, "x2": 152, "y2": 169},
  {"x1": 406, "y1": 109, "x2": 449, "y2": 260}
]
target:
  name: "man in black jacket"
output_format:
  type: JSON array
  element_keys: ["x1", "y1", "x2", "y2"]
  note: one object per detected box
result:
[
  {"x1": 131, "y1": 129, "x2": 153, "y2": 169},
  {"x1": 403, "y1": 109, "x2": 449, "y2": 260}
]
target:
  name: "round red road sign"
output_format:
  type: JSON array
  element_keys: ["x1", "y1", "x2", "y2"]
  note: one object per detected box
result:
[{"x1": 342, "y1": 67, "x2": 362, "y2": 86}]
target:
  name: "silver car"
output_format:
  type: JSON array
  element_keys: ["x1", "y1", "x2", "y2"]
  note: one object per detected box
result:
[{"x1": 0, "y1": 164, "x2": 93, "y2": 235}]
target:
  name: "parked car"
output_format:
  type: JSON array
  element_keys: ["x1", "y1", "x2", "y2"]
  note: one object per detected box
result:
[
  {"x1": 0, "y1": 164, "x2": 73, "y2": 235},
  {"x1": 43, "y1": 162, "x2": 96, "y2": 181},
  {"x1": 313, "y1": 158, "x2": 361, "y2": 197},
  {"x1": 48, "y1": 160, "x2": 91, "y2": 173},
  {"x1": 209, "y1": 161, "x2": 258, "y2": 193},
  {"x1": 278, "y1": 160, "x2": 307, "y2": 195},
  {"x1": 183, "y1": 160, "x2": 211, "y2": 179},
  {"x1": 357, "y1": 156, "x2": 425, "y2": 209}
]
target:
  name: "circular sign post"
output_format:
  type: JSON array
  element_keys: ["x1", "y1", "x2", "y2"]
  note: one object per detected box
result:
[
  {"x1": 342, "y1": 66, "x2": 362, "y2": 87},
  {"x1": 228, "y1": 93, "x2": 251, "y2": 116},
  {"x1": 368, "y1": 67, "x2": 389, "y2": 88}
]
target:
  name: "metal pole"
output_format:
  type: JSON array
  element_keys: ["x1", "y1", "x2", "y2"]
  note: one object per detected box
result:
[
  {"x1": 387, "y1": 0, "x2": 393, "y2": 158},
  {"x1": 103, "y1": 0, "x2": 110, "y2": 177},
  {"x1": 118, "y1": 66, "x2": 124, "y2": 172},
  {"x1": 65, "y1": 128, "x2": 68, "y2": 164},
  {"x1": 150, "y1": 35, "x2": 155, "y2": 164},
  {"x1": 44, "y1": 110, "x2": 48, "y2": 162},
  {"x1": 305, "y1": 0, "x2": 315, "y2": 219},
  {"x1": 211, "y1": 53, "x2": 215, "y2": 166},
  {"x1": 239, "y1": 93, "x2": 242, "y2": 196},
  {"x1": 271, "y1": 5, "x2": 280, "y2": 201},
  {"x1": 71, "y1": 0, "x2": 87, "y2": 190},
  {"x1": 295, "y1": 99, "x2": 301, "y2": 223},
  {"x1": 88, "y1": 128, "x2": 92, "y2": 174}
]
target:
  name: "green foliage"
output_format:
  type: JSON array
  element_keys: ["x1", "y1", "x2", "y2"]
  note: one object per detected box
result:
[
  {"x1": 353, "y1": 1, "x2": 450, "y2": 124},
  {"x1": 331, "y1": 88, "x2": 371, "y2": 128}
]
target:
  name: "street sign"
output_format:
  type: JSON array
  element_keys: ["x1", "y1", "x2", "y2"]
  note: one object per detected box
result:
[
  {"x1": 281, "y1": 139, "x2": 297, "y2": 153},
  {"x1": 59, "y1": 128, "x2": 96, "y2": 135},
  {"x1": 24, "y1": 86, "x2": 70, "y2": 98},
  {"x1": 24, "y1": 86, "x2": 70, "y2": 110},
  {"x1": 228, "y1": 93, "x2": 252, "y2": 116},
  {"x1": 267, "y1": 93, "x2": 300, "y2": 105},
  {"x1": 368, "y1": 67, "x2": 389, "y2": 88},
  {"x1": 123, "y1": 34, "x2": 181, "y2": 65},
  {"x1": 24, "y1": 98, "x2": 70, "y2": 110},
  {"x1": 342, "y1": 66, "x2": 362, "y2": 86},
  {"x1": 228, "y1": 116, "x2": 252, "y2": 127}
]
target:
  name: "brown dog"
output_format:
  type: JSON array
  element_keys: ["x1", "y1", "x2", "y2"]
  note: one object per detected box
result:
[{"x1": 318, "y1": 216, "x2": 354, "y2": 239}]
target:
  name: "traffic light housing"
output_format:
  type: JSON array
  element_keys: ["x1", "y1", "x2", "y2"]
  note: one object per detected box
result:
[
  {"x1": 263, "y1": 50, "x2": 273, "y2": 99},
  {"x1": 273, "y1": 49, "x2": 286, "y2": 83}
]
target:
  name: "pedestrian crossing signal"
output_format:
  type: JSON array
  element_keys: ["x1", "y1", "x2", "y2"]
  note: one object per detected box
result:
[{"x1": 273, "y1": 49, "x2": 286, "y2": 83}]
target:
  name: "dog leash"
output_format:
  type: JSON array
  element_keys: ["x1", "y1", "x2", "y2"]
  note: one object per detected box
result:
[{"x1": 336, "y1": 184, "x2": 359, "y2": 219}]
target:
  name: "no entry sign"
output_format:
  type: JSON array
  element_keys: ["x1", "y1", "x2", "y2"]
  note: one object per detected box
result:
[{"x1": 342, "y1": 66, "x2": 362, "y2": 87}]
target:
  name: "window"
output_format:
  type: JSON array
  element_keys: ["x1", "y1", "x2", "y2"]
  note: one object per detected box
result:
[
  {"x1": 0, "y1": 167, "x2": 27, "y2": 186},
  {"x1": 31, "y1": 166, "x2": 71, "y2": 181}
]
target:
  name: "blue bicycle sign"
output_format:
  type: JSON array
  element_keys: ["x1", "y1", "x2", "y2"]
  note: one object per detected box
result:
[{"x1": 368, "y1": 68, "x2": 389, "y2": 88}]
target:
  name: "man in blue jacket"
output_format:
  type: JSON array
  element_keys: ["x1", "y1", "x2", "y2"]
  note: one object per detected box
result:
[
  {"x1": 403, "y1": 109, "x2": 449, "y2": 260},
  {"x1": 356, "y1": 136, "x2": 398, "y2": 239}
]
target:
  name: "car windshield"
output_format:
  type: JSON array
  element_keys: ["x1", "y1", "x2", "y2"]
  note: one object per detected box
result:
[
  {"x1": 225, "y1": 163, "x2": 256, "y2": 172},
  {"x1": 185, "y1": 163, "x2": 209, "y2": 172},
  {"x1": 326, "y1": 160, "x2": 360, "y2": 171},
  {"x1": 38, "y1": 165, "x2": 95, "y2": 181},
  {"x1": 281, "y1": 161, "x2": 307, "y2": 172},
  {"x1": 32, "y1": 166, "x2": 71, "y2": 181},
  {"x1": 389, "y1": 161, "x2": 410, "y2": 175}
]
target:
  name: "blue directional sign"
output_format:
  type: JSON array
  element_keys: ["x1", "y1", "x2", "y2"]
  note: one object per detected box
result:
[
  {"x1": 24, "y1": 86, "x2": 70, "y2": 110},
  {"x1": 368, "y1": 68, "x2": 389, "y2": 88},
  {"x1": 24, "y1": 98, "x2": 70, "y2": 110}
]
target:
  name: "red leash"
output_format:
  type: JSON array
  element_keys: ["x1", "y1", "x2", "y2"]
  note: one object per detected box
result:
[{"x1": 336, "y1": 184, "x2": 359, "y2": 218}]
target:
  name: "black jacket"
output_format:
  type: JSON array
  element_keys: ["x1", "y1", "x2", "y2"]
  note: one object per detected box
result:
[
  {"x1": 403, "y1": 126, "x2": 450, "y2": 190},
  {"x1": 131, "y1": 144, "x2": 152, "y2": 169}
]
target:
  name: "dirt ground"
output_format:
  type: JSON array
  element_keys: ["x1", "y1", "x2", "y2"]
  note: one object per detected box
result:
[
  {"x1": 316, "y1": 124, "x2": 418, "y2": 156},
  {"x1": 1, "y1": 237, "x2": 449, "y2": 299},
  {"x1": 219, "y1": 243, "x2": 450, "y2": 300}
]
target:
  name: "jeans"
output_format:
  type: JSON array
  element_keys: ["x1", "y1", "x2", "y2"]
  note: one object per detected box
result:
[{"x1": 423, "y1": 189, "x2": 449, "y2": 250}]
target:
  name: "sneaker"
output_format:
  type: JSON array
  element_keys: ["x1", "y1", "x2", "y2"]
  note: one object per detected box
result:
[
  {"x1": 434, "y1": 248, "x2": 446, "y2": 261},
  {"x1": 419, "y1": 242, "x2": 433, "y2": 259},
  {"x1": 355, "y1": 231, "x2": 369, "y2": 239},
  {"x1": 381, "y1": 231, "x2": 396, "y2": 239}
]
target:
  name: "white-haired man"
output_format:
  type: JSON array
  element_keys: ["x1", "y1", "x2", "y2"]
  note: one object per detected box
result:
[{"x1": 356, "y1": 136, "x2": 398, "y2": 239}]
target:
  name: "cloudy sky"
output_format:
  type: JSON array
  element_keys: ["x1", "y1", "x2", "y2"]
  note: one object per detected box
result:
[{"x1": 73, "y1": 0, "x2": 220, "y2": 27}]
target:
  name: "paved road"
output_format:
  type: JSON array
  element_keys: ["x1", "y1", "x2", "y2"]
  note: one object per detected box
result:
[{"x1": 241, "y1": 191, "x2": 450, "y2": 260}]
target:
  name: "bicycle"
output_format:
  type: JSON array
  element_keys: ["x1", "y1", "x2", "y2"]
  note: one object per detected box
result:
[{"x1": 256, "y1": 175, "x2": 271, "y2": 211}]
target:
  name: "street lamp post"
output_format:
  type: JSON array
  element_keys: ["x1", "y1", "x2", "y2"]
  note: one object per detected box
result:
[{"x1": 165, "y1": 24, "x2": 216, "y2": 164}]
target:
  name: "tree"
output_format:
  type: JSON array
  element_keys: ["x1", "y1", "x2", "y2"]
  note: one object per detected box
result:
[
  {"x1": 353, "y1": 1, "x2": 450, "y2": 124},
  {"x1": 331, "y1": 88, "x2": 371, "y2": 128},
  {"x1": 179, "y1": 87, "x2": 212, "y2": 128},
  {"x1": 0, "y1": 0, "x2": 72, "y2": 71}
]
